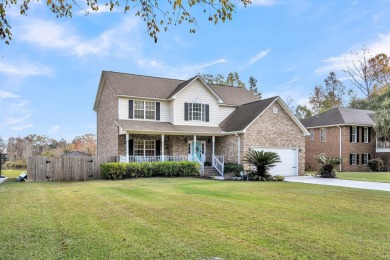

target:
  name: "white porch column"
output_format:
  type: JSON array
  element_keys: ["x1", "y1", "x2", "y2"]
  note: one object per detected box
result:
[
  {"x1": 125, "y1": 132, "x2": 129, "y2": 163},
  {"x1": 236, "y1": 134, "x2": 241, "y2": 164},
  {"x1": 161, "y1": 134, "x2": 165, "y2": 162},
  {"x1": 212, "y1": 136, "x2": 215, "y2": 166},
  {"x1": 193, "y1": 135, "x2": 197, "y2": 161}
]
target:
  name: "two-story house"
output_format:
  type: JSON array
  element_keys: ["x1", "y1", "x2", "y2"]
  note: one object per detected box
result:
[
  {"x1": 301, "y1": 107, "x2": 390, "y2": 172},
  {"x1": 94, "y1": 71, "x2": 309, "y2": 176}
]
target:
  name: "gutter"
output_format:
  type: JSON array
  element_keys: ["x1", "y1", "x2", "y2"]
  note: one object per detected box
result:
[{"x1": 337, "y1": 125, "x2": 342, "y2": 172}]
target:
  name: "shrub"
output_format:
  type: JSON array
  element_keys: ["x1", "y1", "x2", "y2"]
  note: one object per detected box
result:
[
  {"x1": 273, "y1": 175, "x2": 285, "y2": 181},
  {"x1": 243, "y1": 150, "x2": 281, "y2": 178},
  {"x1": 224, "y1": 163, "x2": 243, "y2": 175},
  {"x1": 368, "y1": 158, "x2": 383, "y2": 172},
  {"x1": 315, "y1": 155, "x2": 342, "y2": 178},
  {"x1": 100, "y1": 162, "x2": 126, "y2": 180},
  {"x1": 4, "y1": 160, "x2": 27, "y2": 169},
  {"x1": 100, "y1": 161, "x2": 200, "y2": 179}
]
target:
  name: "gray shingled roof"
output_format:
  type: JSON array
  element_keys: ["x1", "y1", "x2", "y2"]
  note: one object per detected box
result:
[
  {"x1": 220, "y1": 97, "x2": 278, "y2": 132},
  {"x1": 103, "y1": 71, "x2": 259, "y2": 106},
  {"x1": 116, "y1": 120, "x2": 223, "y2": 134},
  {"x1": 300, "y1": 107, "x2": 375, "y2": 128}
]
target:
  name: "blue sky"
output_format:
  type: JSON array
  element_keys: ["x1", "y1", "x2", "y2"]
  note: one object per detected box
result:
[{"x1": 1, "y1": 0, "x2": 389, "y2": 140}]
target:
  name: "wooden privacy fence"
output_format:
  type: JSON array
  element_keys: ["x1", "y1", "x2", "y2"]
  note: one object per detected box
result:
[{"x1": 27, "y1": 156, "x2": 116, "y2": 182}]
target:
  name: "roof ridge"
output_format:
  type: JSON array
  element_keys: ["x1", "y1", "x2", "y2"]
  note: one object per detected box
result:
[
  {"x1": 103, "y1": 70, "x2": 187, "y2": 82},
  {"x1": 238, "y1": 96, "x2": 278, "y2": 106}
]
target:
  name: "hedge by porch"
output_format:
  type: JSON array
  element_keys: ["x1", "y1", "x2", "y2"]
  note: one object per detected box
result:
[{"x1": 100, "y1": 161, "x2": 200, "y2": 179}]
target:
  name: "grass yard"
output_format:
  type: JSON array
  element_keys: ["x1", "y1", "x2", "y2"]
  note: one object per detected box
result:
[
  {"x1": 1, "y1": 176, "x2": 389, "y2": 259},
  {"x1": 337, "y1": 172, "x2": 390, "y2": 183},
  {"x1": 1, "y1": 169, "x2": 26, "y2": 178}
]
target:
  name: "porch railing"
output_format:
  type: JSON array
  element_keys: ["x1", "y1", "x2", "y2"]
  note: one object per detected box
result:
[
  {"x1": 212, "y1": 154, "x2": 224, "y2": 176},
  {"x1": 119, "y1": 156, "x2": 188, "y2": 163},
  {"x1": 193, "y1": 155, "x2": 204, "y2": 175}
]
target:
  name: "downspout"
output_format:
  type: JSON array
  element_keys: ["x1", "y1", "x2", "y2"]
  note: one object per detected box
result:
[
  {"x1": 337, "y1": 125, "x2": 342, "y2": 172},
  {"x1": 235, "y1": 133, "x2": 240, "y2": 164}
]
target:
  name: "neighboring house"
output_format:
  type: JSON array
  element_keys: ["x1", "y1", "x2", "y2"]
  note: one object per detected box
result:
[
  {"x1": 301, "y1": 107, "x2": 390, "y2": 172},
  {"x1": 94, "y1": 71, "x2": 309, "y2": 176},
  {"x1": 62, "y1": 151, "x2": 91, "y2": 157}
]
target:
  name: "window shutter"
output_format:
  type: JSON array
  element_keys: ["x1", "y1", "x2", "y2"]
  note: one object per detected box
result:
[
  {"x1": 368, "y1": 154, "x2": 371, "y2": 160},
  {"x1": 356, "y1": 127, "x2": 360, "y2": 142},
  {"x1": 361, "y1": 128, "x2": 364, "y2": 143},
  {"x1": 349, "y1": 154, "x2": 352, "y2": 165},
  {"x1": 206, "y1": 104, "x2": 209, "y2": 122},
  {"x1": 356, "y1": 154, "x2": 359, "y2": 165},
  {"x1": 156, "y1": 102, "x2": 160, "y2": 121},
  {"x1": 129, "y1": 139, "x2": 133, "y2": 156},
  {"x1": 129, "y1": 100, "x2": 133, "y2": 119},
  {"x1": 184, "y1": 103, "x2": 189, "y2": 121},
  {"x1": 156, "y1": 140, "x2": 161, "y2": 156},
  {"x1": 361, "y1": 154, "x2": 364, "y2": 164},
  {"x1": 350, "y1": 126, "x2": 352, "y2": 142},
  {"x1": 368, "y1": 128, "x2": 371, "y2": 142}
]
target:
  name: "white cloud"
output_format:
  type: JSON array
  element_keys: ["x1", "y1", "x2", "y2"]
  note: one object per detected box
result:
[
  {"x1": 11, "y1": 123, "x2": 34, "y2": 131},
  {"x1": 280, "y1": 78, "x2": 299, "y2": 86},
  {"x1": 48, "y1": 125, "x2": 60, "y2": 134},
  {"x1": 0, "y1": 60, "x2": 53, "y2": 77},
  {"x1": 0, "y1": 91, "x2": 19, "y2": 99},
  {"x1": 16, "y1": 16, "x2": 141, "y2": 57},
  {"x1": 136, "y1": 58, "x2": 228, "y2": 78},
  {"x1": 315, "y1": 33, "x2": 390, "y2": 75},
  {"x1": 4, "y1": 114, "x2": 31, "y2": 126},
  {"x1": 247, "y1": 49, "x2": 271, "y2": 67},
  {"x1": 250, "y1": 0, "x2": 277, "y2": 6}
]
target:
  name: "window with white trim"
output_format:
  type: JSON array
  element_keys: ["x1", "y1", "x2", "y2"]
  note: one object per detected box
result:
[
  {"x1": 134, "y1": 140, "x2": 155, "y2": 156},
  {"x1": 134, "y1": 100, "x2": 156, "y2": 120},
  {"x1": 351, "y1": 126, "x2": 357, "y2": 143},
  {"x1": 320, "y1": 128, "x2": 326, "y2": 142},
  {"x1": 188, "y1": 103, "x2": 207, "y2": 121},
  {"x1": 310, "y1": 129, "x2": 314, "y2": 140},
  {"x1": 351, "y1": 153, "x2": 357, "y2": 165},
  {"x1": 363, "y1": 127, "x2": 368, "y2": 143},
  {"x1": 362, "y1": 153, "x2": 369, "y2": 165}
]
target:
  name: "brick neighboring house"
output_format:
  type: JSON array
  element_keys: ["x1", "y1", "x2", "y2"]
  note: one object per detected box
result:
[
  {"x1": 94, "y1": 71, "x2": 309, "y2": 176},
  {"x1": 301, "y1": 107, "x2": 390, "y2": 172}
]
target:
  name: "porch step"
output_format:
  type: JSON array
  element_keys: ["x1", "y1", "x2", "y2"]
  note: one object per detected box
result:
[{"x1": 203, "y1": 166, "x2": 222, "y2": 177}]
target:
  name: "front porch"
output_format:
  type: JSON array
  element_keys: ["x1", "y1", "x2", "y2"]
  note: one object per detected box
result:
[{"x1": 118, "y1": 134, "x2": 231, "y2": 176}]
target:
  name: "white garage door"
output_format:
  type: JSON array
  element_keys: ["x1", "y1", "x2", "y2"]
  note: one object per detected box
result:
[{"x1": 252, "y1": 147, "x2": 298, "y2": 176}]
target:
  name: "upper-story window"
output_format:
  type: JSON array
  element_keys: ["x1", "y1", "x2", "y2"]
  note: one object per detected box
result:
[
  {"x1": 185, "y1": 102, "x2": 209, "y2": 122},
  {"x1": 129, "y1": 100, "x2": 160, "y2": 121},
  {"x1": 320, "y1": 128, "x2": 326, "y2": 142},
  {"x1": 351, "y1": 126, "x2": 357, "y2": 143},
  {"x1": 310, "y1": 129, "x2": 314, "y2": 140},
  {"x1": 363, "y1": 127, "x2": 369, "y2": 143}
]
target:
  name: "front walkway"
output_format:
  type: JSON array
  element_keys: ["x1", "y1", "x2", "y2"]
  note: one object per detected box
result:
[
  {"x1": 285, "y1": 176, "x2": 390, "y2": 192},
  {"x1": 0, "y1": 177, "x2": 8, "y2": 184}
]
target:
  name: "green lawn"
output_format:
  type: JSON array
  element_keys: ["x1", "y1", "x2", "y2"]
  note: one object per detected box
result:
[
  {"x1": 1, "y1": 177, "x2": 389, "y2": 259},
  {"x1": 1, "y1": 169, "x2": 26, "y2": 178},
  {"x1": 337, "y1": 172, "x2": 390, "y2": 183}
]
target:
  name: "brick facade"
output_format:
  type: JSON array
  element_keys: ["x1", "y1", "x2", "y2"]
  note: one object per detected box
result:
[
  {"x1": 96, "y1": 79, "x2": 119, "y2": 156},
  {"x1": 305, "y1": 126, "x2": 376, "y2": 172},
  {"x1": 242, "y1": 104, "x2": 306, "y2": 175}
]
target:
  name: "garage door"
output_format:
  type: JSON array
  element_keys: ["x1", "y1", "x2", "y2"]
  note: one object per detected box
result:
[{"x1": 252, "y1": 147, "x2": 298, "y2": 176}]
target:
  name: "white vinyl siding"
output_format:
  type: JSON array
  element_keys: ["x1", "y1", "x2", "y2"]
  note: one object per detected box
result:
[
  {"x1": 219, "y1": 106, "x2": 236, "y2": 123},
  {"x1": 118, "y1": 97, "x2": 170, "y2": 122},
  {"x1": 174, "y1": 78, "x2": 219, "y2": 126}
]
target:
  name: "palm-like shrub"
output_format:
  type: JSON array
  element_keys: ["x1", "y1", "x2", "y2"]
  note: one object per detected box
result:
[
  {"x1": 315, "y1": 155, "x2": 342, "y2": 178},
  {"x1": 244, "y1": 150, "x2": 281, "y2": 178}
]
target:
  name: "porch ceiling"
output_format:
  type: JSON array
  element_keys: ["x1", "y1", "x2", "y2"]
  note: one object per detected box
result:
[{"x1": 116, "y1": 120, "x2": 224, "y2": 135}]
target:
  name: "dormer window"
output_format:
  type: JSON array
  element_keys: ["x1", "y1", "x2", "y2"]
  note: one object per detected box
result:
[{"x1": 185, "y1": 102, "x2": 209, "y2": 122}]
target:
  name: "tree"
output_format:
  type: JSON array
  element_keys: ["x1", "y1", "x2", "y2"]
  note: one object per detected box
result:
[
  {"x1": 295, "y1": 105, "x2": 312, "y2": 119},
  {"x1": 201, "y1": 74, "x2": 226, "y2": 85},
  {"x1": 368, "y1": 53, "x2": 390, "y2": 88},
  {"x1": 243, "y1": 150, "x2": 281, "y2": 178},
  {"x1": 343, "y1": 48, "x2": 376, "y2": 102},
  {"x1": 374, "y1": 98, "x2": 390, "y2": 142},
  {"x1": 226, "y1": 72, "x2": 245, "y2": 87},
  {"x1": 324, "y1": 71, "x2": 345, "y2": 108},
  {"x1": 201, "y1": 72, "x2": 246, "y2": 88},
  {"x1": 308, "y1": 85, "x2": 328, "y2": 115},
  {"x1": 248, "y1": 76, "x2": 261, "y2": 98},
  {"x1": 0, "y1": 0, "x2": 251, "y2": 44},
  {"x1": 315, "y1": 155, "x2": 342, "y2": 178},
  {"x1": 0, "y1": 137, "x2": 6, "y2": 177}
]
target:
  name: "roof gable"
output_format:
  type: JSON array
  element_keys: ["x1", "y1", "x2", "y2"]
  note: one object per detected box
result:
[{"x1": 220, "y1": 96, "x2": 309, "y2": 135}]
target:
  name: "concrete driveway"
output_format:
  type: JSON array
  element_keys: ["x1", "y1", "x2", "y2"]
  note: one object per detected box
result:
[{"x1": 285, "y1": 176, "x2": 390, "y2": 192}]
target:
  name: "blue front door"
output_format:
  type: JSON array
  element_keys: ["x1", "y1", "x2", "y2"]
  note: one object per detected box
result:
[{"x1": 189, "y1": 141, "x2": 205, "y2": 162}]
